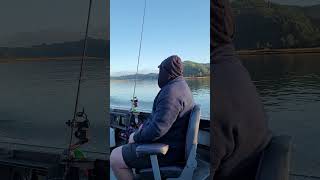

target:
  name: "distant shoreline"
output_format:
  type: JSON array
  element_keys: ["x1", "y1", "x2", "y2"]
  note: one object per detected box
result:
[
  {"x1": 0, "y1": 56, "x2": 105, "y2": 63},
  {"x1": 185, "y1": 76, "x2": 210, "y2": 79},
  {"x1": 111, "y1": 76, "x2": 210, "y2": 80},
  {"x1": 237, "y1": 47, "x2": 320, "y2": 55}
]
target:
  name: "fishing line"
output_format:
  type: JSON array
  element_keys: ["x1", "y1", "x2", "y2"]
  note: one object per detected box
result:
[
  {"x1": 132, "y1": 0, "x2": 147, "y2": 101},
  {"x1": 122, "y1": 0, "x2": 147, "y2": 142},
  {"x1": 64, "y1": 0, "x2": 93, "y2": 178}
]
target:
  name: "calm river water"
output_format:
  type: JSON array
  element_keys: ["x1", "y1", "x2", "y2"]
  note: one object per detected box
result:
[
  {"x1": 241, "y1": 53, "x2": 320, "y2": 178},
  {"x1": 0, "y1": 59, "x2": 108, "y2": 158},
  {"x1": 110, "y1": 78, "x2": 210, "y2": 119}
]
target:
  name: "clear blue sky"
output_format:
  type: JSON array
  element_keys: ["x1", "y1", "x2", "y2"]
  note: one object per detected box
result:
[{"x1": 110, "y1": 0, "x2": 209, "y2": 76}]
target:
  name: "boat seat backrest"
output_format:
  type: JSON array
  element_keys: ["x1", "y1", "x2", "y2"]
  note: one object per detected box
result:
[
  {"x1": 185, "y1": 104, "x2": 201, "y2": 160},
  {"x1": 255, "y1": 135, "x2": 292, "y2": 180}
]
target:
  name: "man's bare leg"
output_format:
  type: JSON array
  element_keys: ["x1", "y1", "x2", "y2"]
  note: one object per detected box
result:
[{"x1": 110, "y1": 146, "x2": 134, "y2": 180}]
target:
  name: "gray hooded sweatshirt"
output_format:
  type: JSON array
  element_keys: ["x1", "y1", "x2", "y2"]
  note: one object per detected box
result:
[{"x1": 134, "y1": 55, "x2": 195, "y2": 162}]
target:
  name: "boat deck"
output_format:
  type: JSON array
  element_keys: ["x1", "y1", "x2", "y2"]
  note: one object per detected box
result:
[
  {"x1": 110, "y1": 108, "x2": 211, "y2": 179},
  {"x1": 110, "y1": 157, "x2": 210, "y2": 180}
]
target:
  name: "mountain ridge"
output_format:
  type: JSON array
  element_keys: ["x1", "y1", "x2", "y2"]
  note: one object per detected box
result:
[
  {"x1": 0, "y1": 38, "x2": 109, "y2": 59},
  {"x1": 111, "y1": 61, "x2": 210, "y2": 80}
]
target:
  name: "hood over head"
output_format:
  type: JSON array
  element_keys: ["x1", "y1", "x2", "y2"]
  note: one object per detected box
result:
[
  {"x1": 211, "y1": 0, "x2": 235, "y2": 61},
  {"x1": 158, "y1": 55, "x2": 183, "y2": 88}
]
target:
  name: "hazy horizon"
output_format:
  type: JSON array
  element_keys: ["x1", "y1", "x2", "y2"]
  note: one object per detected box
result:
[
  {"x1": 111, "y1": 70, "x2": 157, "y2": 77},
  {"x1": 111, "y1": 59, "x2": 210, "y2": 77}
]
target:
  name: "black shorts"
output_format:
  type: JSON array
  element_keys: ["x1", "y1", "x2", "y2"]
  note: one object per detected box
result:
[{"x1": 122, "y1": 143, "x2": 184, "y2": 169}]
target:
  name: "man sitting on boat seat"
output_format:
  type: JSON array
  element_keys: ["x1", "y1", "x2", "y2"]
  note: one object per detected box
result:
[
  {"x1": 211, "y1": 0, "x2": 272, "y2": 180},
  {"x1": 110, "y1": 55, "x2": 195, "y2": 180}
]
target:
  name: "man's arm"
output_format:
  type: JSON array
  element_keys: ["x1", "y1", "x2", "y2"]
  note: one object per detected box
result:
[{"x1": 133, "y1": 92, "x2": 181, "y2": 143}]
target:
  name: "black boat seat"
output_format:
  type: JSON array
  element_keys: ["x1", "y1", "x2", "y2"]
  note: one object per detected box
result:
[
  {"x1": 135, "y1": 104, "x2": 206, "y2": 180},
  {"x1": 136, "y1": 144, "x2": 169, "y2": 156},
  {"x1": 210, "y1": 135, "x2": 292, "y2": 180},
  {"x1": 137, "y1": 165, "x2": 184, "y2": 179},
  {"x1": 255, "y1": 135, "x2": 292, "y2": 180}
]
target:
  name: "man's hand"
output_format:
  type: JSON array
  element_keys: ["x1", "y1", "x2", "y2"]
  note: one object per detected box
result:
[{"x1": 128, "y1": 132, "x2": 135, "y2": 144}]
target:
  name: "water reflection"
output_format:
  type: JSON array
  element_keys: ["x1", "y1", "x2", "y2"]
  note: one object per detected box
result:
[
  {"x1": 0, "y1": 59, "x2": 108, "y2": 158},
  {"x1": 241, "y1": 53, "x2": 320, "y2": 176},
  {"x1": 110, "y1": 77, "x2": 210, "y2": 118},
  {"x1": 241, "y1": 54, "x2": 320, "y2": 112},
  {"x1": 186, "y1": 78, "x2": 210, "y2": 94}
]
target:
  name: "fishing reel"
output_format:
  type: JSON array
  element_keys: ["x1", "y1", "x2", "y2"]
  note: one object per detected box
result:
[
  {"x1": 130, "y1": 96, "x2": 141, "y2": 125},
  {"x1": 62, "y1": 109, "x2": 90, "y2": 180},
  {"x1": 131, "y1": 96, "x2": 139, "y2": 112},
  {"x1": 66, "y1": 108, "x2": 90, "y2": 149},
  {"x1": 118, "y1": 97, "x2": 143, "y2": 141}
]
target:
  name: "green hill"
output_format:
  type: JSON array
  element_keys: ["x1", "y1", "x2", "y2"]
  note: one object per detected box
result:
[
  {"x1": 232, "y1": 0, "x2": 320, "y2": 49},
  {"x1": 183, "y1": 61, "x2": 210, "y2": 77},
  {"x1": 111, "y1": 61, "x2": 209, "y2": 80},
  {"x1": 111, "y1": 73, "x2": 158, "y2": 80}
]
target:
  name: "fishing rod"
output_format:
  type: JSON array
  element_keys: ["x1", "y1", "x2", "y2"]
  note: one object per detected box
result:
[
  {"x1": 64, "y1": 0, "x2": 93, "y2": 178},
  {"x1": 132, "y1": 0, "x2": 147, "y2": 105},
  {"x1": 122, "y1": 0, "x2": 147, "y2": 141}
]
